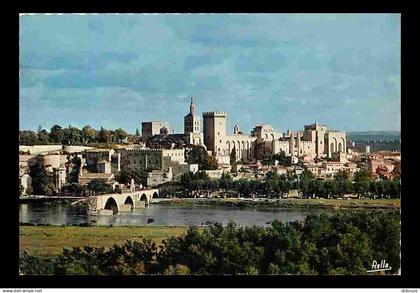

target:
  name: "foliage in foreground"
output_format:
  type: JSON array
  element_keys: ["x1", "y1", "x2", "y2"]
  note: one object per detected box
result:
[{"x1": 20, "y1": 211, "x2": 400, "y2": 275}]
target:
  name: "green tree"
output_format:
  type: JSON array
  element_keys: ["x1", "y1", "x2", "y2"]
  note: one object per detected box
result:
[
  {"x1": 28, "y1": 162, "x2": 48, "y2": 195},
  {"x1": 115, "y1": 128, "x2": 128, "y2": 143},
  {"x1": 334, "y1": 170, "x2": 350, "y2": 181},
  {"x1": 87, "y1": 179, "x2": 113, "y2": 194},
  {"x1": 230, "y1": 148, "x2": 237, "y2": 166},
  {"x1": 185, "y1": 146, "x2": 218, "y2": 170},
  {"x1": 63, "y1": 126, "x2": 82, "y2": 145},
  {"x1": 98, "y1": 127, "x2": 110, "y2": 143},
  {"x1": 116, "y1": 168, "x2": 132, "y2": 184},
  {"x1": 354, "y1": 170, "x2": 373, "y2": 199},
  {"x1": 204, "y1": 155, "x2": 219, "y2": 170},
  {"x1": 354, "y1": 181, "x2": 370, "y2": 199},
  {"x1": 37, "y1": 126, "x2": 49, "y2": 144},
  {"x1": 324, "y1": 180, "x2": 338, "y2": 198},
  {"x1": 49, "y1": 125, "x2": 64, "y2": 144},
  {"x1": 64, "y1": 182, "x2": 83, "y2": 196},
  {"x1": 130, "y1": 168, "x2": 148, "y2": 186},
  {"x1": 300, "y1": 169, "x2": 315, "y2": 181},
  {"x1": 219, "y1": 172, "x2": 233, "y2": 194},
  {"x1": 354, "y1": 169, "x2": 373, "y2": 182},
  {"x1": 116, "y1": 168, "x2": 149, "y2": 187},
  {"x1": 273, "y1": 150, "x2": 291, "y2": 167},
  {"x1": 19, "y1": 130, "x2": 38, "y2": 145},
  {"x1": 389, "y1": 180, "x2": 400, "y2": 198},
  {"x1": 163, "y1": 264, "x2": 190, "y2": 275},
  {"x1": 68, "y1": 155, "x2": 81, "y2": 183},
  {"x1": 81, "y1": 125, "x2": 97, "y2": 143}
]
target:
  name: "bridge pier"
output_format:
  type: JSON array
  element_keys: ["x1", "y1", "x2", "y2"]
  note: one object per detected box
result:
[
  {"x1": 98, "y1": 209, "x2": 113, "y2": 216},
  {"x1": 135, "y1": 200, "x2": 146, "y2": 208},
  {"x1": 119, "y1": 204, "x2": 133, "y2": 212}
]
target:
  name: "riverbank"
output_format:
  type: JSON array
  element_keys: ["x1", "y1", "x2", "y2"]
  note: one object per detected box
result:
[
  {"x1": 152, "y1": 197, "x2": 400, "y2": 210},
  {"x1": 19, "y1": 225, "x2": 190, "y2": 257}
]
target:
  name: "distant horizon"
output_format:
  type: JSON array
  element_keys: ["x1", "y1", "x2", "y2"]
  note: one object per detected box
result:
[{"x1": 20, "y1": 14, "x2": 400, "y2": 134}]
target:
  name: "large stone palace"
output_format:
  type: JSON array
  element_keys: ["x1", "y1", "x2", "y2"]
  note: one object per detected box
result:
[
  {"x1": 198, "y1": 99, "x2": 346, "y2": 165},
  {"x1": 142, "y1": 97, "x2": 347, "y2": 165}
]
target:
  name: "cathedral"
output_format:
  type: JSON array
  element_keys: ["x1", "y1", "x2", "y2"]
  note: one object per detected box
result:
[{"x1": 184, "y1": 97, "x2": 204, "y2": 146}]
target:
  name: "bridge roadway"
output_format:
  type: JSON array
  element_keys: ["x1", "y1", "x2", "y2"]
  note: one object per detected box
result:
[{"x1": 86, "y1": 189, "x2": 159, "y2": 215}]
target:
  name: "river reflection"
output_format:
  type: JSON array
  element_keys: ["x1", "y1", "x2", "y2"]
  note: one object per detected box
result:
[{"x1": 19, "y1": 202, "x2": 332, "y2": 226}]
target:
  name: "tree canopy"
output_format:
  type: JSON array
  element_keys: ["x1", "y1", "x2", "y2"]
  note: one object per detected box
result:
[
  {"x1": 20, "y1": 211, "x2": 400, "y2": 275},
  {"x1": 185, "y1": 146, "x2": 218, "y2": 170},
  {"x1": 20, "y1": 124, "x2": 131, "y2": 146}
]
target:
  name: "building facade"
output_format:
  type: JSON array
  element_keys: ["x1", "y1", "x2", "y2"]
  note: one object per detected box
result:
[
  {"x1": 202, "y1": 111, "x2": 257, "y2": 164},
  {"x1": 141, "y1": 121, "x2": 170, "y2": 142},
  {"x1": 202, "y1": 112, "x2": 347, "y2": 164},
  {"x1": 84, "y1": 149, "x2": 120, "y2": 174},
  {"x1": 119, "y1": 148, "x2": 184, "y2": 171}
]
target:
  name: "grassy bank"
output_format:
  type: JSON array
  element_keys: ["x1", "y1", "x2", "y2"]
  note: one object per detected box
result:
[
  {"x1": 153, "y1": 197, "x2": 400, "y2": 210},
  {"x1": 19, "y1": 225, "x2": 189, "y2": 257}
]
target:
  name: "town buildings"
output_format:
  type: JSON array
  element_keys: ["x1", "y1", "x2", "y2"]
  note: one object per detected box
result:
[{"x1": 19, "y1": 96, "x2": 399, "y2": 195}]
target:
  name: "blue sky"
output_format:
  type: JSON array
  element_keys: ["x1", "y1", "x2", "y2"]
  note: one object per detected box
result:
[{"x1": 19, "y1": 14, "x2": 400, "y2": 134}]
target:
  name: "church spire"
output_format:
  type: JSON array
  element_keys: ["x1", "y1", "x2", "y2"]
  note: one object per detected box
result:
[{"x1": 190, "y1": 97, "x2": 196, "y2": 115}]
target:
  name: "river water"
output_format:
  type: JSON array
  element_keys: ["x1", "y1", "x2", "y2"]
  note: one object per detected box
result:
[{"x1": 19, "y1": 202, "x2": 331, "y2": 227}]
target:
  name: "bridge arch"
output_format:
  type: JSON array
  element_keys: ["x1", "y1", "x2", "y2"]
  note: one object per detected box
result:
[
  {"x1": 140, "y1": 193, "x2": 149, "y2": 205},
  {"x1": 124, "y1": 195, "x2": 134, "y2": 210},
  {"x1": 104, "y1": 197, "x2": 118, "y2": 214}
]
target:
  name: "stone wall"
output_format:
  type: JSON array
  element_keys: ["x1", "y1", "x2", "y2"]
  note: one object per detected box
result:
[{"x1": 19, "y1": 145, "x2": 63, "y2": 155}]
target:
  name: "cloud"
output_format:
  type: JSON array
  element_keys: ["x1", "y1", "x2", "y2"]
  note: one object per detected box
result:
[
  {"x1": 183, "y1": 53, "x2": 227, "y2": 71},
  {"x1": 20, "y1": 51, "x2": 137, "y2": 70},
  {"x1": 235, "y1": 51, "x2": 287, "y2": 73},
  {"x1": 19, "y1": 14, "x2": 401, "y2": 132}
]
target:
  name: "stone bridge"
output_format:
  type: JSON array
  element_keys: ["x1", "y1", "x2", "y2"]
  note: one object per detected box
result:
[{"x1": 86, "y1": 189, "x2": 158, "y2": 215}]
